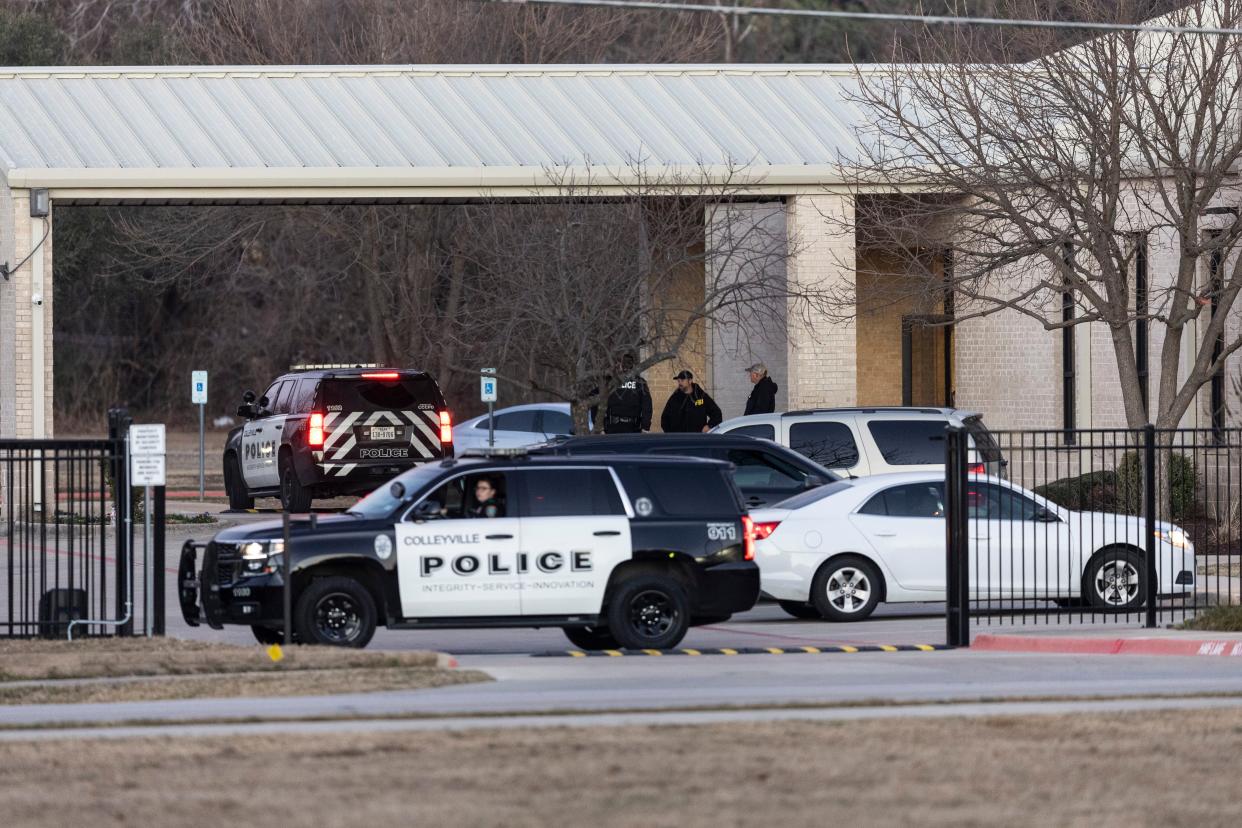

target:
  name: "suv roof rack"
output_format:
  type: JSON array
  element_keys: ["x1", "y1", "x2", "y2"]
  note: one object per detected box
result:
[
  {"x1": 458, "y1": 447, "x2": 531, "y2": 459},
  {"x1": 783, "y1": 407, "x2": 950, "y2": 416}
]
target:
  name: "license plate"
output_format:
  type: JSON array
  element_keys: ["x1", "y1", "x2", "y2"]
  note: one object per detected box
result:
[{"x1": 369, "y1": 426, "x2": 396, "y2": 440}]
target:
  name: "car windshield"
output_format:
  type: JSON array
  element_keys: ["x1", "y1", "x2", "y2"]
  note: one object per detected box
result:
[
  {"x1": 349, "y1": 463, "x2": 450, "y2": 518},
  {"x1": 772, "y1": 480, "x2": 854, "y2": 510}
]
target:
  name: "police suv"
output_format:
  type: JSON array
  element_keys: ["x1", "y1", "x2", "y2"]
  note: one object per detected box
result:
[
  {"x1": 224, "y1": 366, "x2": 453, "y2": 512},
  {"x1": 181, "y1": 452, "x2": 761, "y2": 650}
]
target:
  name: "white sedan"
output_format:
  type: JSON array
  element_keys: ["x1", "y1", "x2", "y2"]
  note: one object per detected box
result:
[
  {"x1": 750, "y1": 472, "x2": 1196, "y2": 621},
  {"x1": 454, "y1": 403, "x2": 588, "y2": 452}
]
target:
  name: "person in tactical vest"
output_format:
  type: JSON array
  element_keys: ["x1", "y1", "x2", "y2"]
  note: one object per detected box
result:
[{"x1": 602, "y1": 353, "x2": 653, "y2": 434}]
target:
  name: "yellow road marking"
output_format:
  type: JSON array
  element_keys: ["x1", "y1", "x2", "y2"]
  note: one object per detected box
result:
[
  {"x1": 568, "y1": 651, "x2": 587, "y2": 658},
  {"x1": 915, "y1": 644, "x2": 935, "y2": 652},
  {"x1": 800, "y1": 646, "x2": 821, "y2": 654},
  {"x1": 604, "y1": 649, "x2": 623, "y2": 657},
  {"x1": 765, "y1": 647, "x2": 785, "y2": 655},
  {"x1": 879, "y1": 645, "x2": 898, "y2": 652},
  {"x1": 643, "y1": 649, "x2": 663, "y2": 656},
  {"x1": 682, "y1": 648, "x2": 702, "y2": 656},
  {"x1": 720, "y1": 648, "x2": 739, "y2": 656},
  {"x1": 838, "y1": 645, "x2": 859, "y2": 653}
]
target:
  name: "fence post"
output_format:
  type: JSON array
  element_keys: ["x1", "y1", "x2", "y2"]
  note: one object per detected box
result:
[
  {"x1": 152, "y1": 486, "x2": 166, "y2": 636},
  {"x1": 1143, "y1": 424, "x2": 1158, "y2": 629},
  {"x1": 945, "y1": 425, "x2": 971, "y2": 646},
  {"x1": 107, "y1": 407, "x2": 133, "y2": 636},
  {"x1": 282, "y1": 512, "x2": 293, "y2": 646}
]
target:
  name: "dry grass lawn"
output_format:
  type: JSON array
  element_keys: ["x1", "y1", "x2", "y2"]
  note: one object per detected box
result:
[
  {"x1": 2, "y1": 708, "x2": 1241, "y2": 827},
  {"x1": 0, "y1": 638, "x2": 487, "y2": 704}
]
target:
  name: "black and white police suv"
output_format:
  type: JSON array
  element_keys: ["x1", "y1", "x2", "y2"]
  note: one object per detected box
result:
[
  {"x1": 181, "y1": 452, "x2": 761, "y2": 650},
  {"x1": 224, "y1": 366, "x2": 453, "y2": 513}
]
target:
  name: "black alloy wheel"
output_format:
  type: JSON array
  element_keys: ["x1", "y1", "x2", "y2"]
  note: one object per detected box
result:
[
  {"x1": 279, "y1": 455, "x2": 312, "y2": 513},
  {"x1": 294, "y1": 576, "x2": 378, "y2": 648},
  {"x1": 225, "y1": 454, "x2": 254, "y2": 510},
  {"x1": 605, "y1": 574, "x2": 690, "y2": 650}
]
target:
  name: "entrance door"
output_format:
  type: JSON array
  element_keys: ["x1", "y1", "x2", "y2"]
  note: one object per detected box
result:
[{"x1": 902, "y1": 315, "x2": 954, "y2": 407}]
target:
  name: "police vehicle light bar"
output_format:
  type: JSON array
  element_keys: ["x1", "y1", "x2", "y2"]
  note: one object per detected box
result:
[
  {"x1": 459, "y1": 447, "x2": 529, "y2": 458},
  {"x1": 438, "y1": 410, "x2": 453, "y2": 444},
  {"x1": 361, "y1": 372, "x2": 401, "y2": 380},
  {"x1": 308, "y1": 412, "x2": 325, "y2": 448},
  {"x1": 289, "y1": 363, "x2": 381, "y2": 370}
]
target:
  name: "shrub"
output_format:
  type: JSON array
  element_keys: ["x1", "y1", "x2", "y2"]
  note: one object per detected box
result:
[
  {"x1": 1116, "y1": 450, "x2": 1197, "y2": 520},
  {"x1": 1034, "y1": 470, "x2": 1118, "y2": 512},
  {"x1": 1179, "y1": 605, "x2": 1242, "y2": 632}
]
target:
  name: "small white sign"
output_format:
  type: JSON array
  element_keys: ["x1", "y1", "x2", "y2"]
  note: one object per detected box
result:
[
  {"x1": 130, "y1": 453, "x2": 166, "y2": 487},
  {"x1": 480, "y1": 375, "x2": 498, "y2": 403},
  {"x1": 129, "y1": 424, "x2": 166, "y2": 456},
  {"x1": 191, "y1": 370, "x2": 208, "y2": 404}
]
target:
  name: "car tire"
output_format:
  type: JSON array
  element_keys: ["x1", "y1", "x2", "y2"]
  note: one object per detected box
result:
[
  {"x1": 251, "y1": 624, "x2": 285, "y2": 645},
  {"x1": 778, "y1": 600, "x2": 823, "y2": 620},
  {"x1": 1084, "y1": 549, "x2": 1146, "y2": 610},
  {"x1": 810, "y1": 556, "x2": 882, "y2": 622},
  {"x1": 294, "y1": 576, "x2": 377, "y2": 648},
  {"x1": 562, "y1": 625, "x2": 620, "y2": 651},
  {"x1": 225, "y1": 453, "x2": 254, "y2": 510},
  {"x1": 605, "y1": 574, "x2": 690, "y2": 650},
  {"x1": 279, "y1": 454, "x2": 313, "y2": 513}
]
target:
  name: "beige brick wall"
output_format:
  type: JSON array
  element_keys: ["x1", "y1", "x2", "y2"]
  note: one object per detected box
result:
[
  {"x1": 786, "y1": 194, "x2": 856, "y2": 410},
  {"x1": 0, "y1": 190, "x2": 53, "y2": 439}
]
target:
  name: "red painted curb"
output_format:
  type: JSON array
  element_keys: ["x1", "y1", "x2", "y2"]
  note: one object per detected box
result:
[{"x1": 973, "y1": 633, "x2": 1242, "y2": 658}]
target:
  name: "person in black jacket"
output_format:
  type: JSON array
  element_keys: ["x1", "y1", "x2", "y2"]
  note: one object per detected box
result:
[
  {"x1": 603, "y1": 353, "x2": 653, "y2": 433},
  {"x1": 660, "y1": 370, "x2": 723, "y2": 433},
  {"x1": 744, "y1": 362, "x2": 778, "y2": 416}
]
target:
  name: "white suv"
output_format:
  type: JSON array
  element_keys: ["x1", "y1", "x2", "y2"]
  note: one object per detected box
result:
[{"x1": 713, "y1": 407, "x2": 1004, "y2": 478}]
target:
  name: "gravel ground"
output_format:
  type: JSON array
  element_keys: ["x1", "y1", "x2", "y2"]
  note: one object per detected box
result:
[{"x1": 1, "y1": 707, "x2": 1239, "y2": 826}]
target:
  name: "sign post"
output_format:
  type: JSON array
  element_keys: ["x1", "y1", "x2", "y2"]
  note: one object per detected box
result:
[
  {"x1": 191, "y1": 371, "x2": 208, "y2": 500},
  {"x1": 480, "y1": 368, "x2": 498, "y2": 448},
  {"x1": 129, "y1": 424, "x2": 165, "y2": 637}
]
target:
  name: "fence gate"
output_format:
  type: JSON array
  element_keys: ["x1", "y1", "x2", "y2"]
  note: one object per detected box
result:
[
  {"x1": 945, "y1": 425, "x2": 1241, "y2": 644},
  {"x1": 0, "y1": 412, "x2": 166, "y2": 638}
]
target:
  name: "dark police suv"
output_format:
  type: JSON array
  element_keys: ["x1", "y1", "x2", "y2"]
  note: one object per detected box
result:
[
  {"x1": 181, "y1": 452, "x2": 761, "y2": 651},
  {"x1": 537, "y1": 433, "x2": 839, "y2": 508},
  {"x1": 224, "y1": 366, "x2": 453, "y2": 513}
]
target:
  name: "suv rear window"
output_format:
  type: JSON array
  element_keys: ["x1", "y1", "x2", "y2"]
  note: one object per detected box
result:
[
  {"x1": 318, "y1": 376, "x2": 442, "y2": 411},
  {"x1": 727, "y1": 423, "x2": 775, "y2": 441},
  {"x1": 789, "y1": 421, "x2": 859, "y2": 467},
  {"x1": 637, "y1": 467, "x2": 739, "y2": 517},
  {"x1": 962, "y1": 415, "x2": 1004, "y2": 463},
  {"x1": 866, "y1": 420, "x2": 946, "y2": 465}
]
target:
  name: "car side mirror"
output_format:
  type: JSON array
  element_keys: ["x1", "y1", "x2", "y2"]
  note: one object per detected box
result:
[
  {"x1": 1034, "y1": 507, "x2": 1060, "y2": 523},
  {"x1": 412, "y1": 500, "x2": 441, "y2": 521},
  {"x1": 236, "y1": 403, "x2": 255, "y2": 419}
]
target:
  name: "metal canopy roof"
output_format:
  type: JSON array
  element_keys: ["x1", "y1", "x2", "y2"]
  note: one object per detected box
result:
[{"x1": 0, "y1": 64, "x2": 872, "y2": 197}]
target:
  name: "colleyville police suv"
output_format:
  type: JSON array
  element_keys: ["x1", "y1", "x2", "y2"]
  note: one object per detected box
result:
[{"x1": 181, "y1": 452, "x2": 761, "y2": 650}]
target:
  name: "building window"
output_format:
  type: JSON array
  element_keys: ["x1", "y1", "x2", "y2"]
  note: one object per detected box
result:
[
  {"x1": 1133, "y1": 232, "x2": 1149, "y2": 418},
  {"x1": 1208, "y1": 235, "x2": 1225, "y2": 438},
  {"x1": 1062, "y1": 242, "x2": 1076, "y2": 443}
]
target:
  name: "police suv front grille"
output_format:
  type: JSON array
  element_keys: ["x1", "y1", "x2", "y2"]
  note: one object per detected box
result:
[{"x1": 212, "y1": 543, "x2": 239, "y2": 586}]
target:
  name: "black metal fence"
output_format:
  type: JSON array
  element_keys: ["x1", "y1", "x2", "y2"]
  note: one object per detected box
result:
[
  {"x1": 0, "y1": 410, "x2": 166, "y2": 638},
  {"x1": 946, "y1": 425, "x2": 1242, "y2": 643}
]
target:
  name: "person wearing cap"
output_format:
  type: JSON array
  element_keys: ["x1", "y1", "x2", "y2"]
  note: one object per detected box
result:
[
  {"x1": 744, "y1": 362, "x2": 778, "y2": 416},
  {"x1": 660, "y1": 369, "x2": 723, "y2": 433}
]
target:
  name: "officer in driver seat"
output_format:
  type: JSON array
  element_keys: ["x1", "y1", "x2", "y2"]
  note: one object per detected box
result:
[{"x1": 469, "y1": 476, "x2": 505, "y2": 518}]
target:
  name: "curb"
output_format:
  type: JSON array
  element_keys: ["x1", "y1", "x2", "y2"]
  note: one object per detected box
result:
[
  {"x1": 972, "y1": 633, "x2": 1242, "y2": 658},
  {"x1": 537, "y1": 644, "x2": 951, "y2": 658}
]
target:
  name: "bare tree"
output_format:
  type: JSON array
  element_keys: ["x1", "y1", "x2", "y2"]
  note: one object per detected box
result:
[
  {"x1": 837, "y1": 0, "x2": 1242, "y2": 429},
  {"x1": 455, "y1": 166, "x2": 815, "y2": 432}
]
